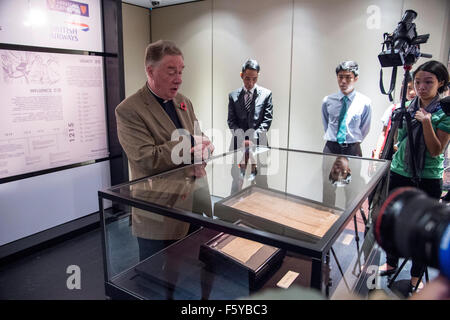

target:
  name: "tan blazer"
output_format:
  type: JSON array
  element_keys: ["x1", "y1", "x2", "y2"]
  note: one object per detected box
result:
[
  {"x1": 115, "y1": 84, "x2": 207, "y2": 240},
  {"x1": 129, "y1": 166, "x2": 212, "y2": 240}
]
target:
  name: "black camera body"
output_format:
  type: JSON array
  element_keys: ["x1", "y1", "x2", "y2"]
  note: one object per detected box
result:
[
  {"x1": 378, "y1": 10, "x2": 429, "y2": 67},
  {"x1": 374, "y1": 187, "x2": 450, "y2": 279}
]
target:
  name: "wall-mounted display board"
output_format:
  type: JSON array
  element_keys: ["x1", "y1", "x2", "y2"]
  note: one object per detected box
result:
[
  {"x1": 0, "y1": 0, "x2": 103, "y2": 52},
  {"x1": 0, "y1": 48, "x2": 109, "y2": 180},
  {"x1": 0, "y1": 0, "x2": 126, "y2": 260}
]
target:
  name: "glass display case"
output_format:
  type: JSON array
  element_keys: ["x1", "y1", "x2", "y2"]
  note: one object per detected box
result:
[{"x1": 98, "y1": 147, "x2": 390, "y2": 300}]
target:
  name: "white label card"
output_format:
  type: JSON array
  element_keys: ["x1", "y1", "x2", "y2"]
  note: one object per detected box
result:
[{"x1": 276, "y1": 270, "x2": 300, "y2": 289}]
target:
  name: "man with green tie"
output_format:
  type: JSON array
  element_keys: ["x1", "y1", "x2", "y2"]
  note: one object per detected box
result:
[
  {"x1": 321, "y1": 60, "x2": 372, "y2": 157},
  {"x1": 321, "y1": 61, "x2": 371, "y2": 207}
]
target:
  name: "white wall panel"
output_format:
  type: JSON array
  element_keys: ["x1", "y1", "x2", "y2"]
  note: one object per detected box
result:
[
  {"x1": 289, "y1": 0, "x2": 404, "y2": 157},
  {"x1": 151, "y1": 0, "x2": 213, "y2": 133},
  {"x1": 212, "y1": 0, "x2": 292, "y2": 154},
  {"x1": 122, "y1": 3, "x2": 150, "y2": 98},
  {"x1": 0, "y1": 161, "x2": 111, "y2": 246},
  {"x1": 147, "y1": 0, "x2": 449, "y2": 200},
  {"x1": 403, "y1": 0, "x2": 450, "y2": 64},
  {"x1": 149, "y1": 0, "x2": 449, "y2": 158}
]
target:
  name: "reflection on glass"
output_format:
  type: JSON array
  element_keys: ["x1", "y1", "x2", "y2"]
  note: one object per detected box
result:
[
  {"x1": 328, "y1": 156, "x2": 352, "y2": 187},
  {"x1": 230, "y1": 147, "x2": 268, "y2": 194},
  {"x1": 128, "y1": 163, "x2": 212, "y2": 260},
  {"x1": 101, "y1": 148, "x2": 391, "y2": 299},
  {"x1": 123, "y1": 163, "x2": 213, "y2": 299},
  {"x1": 328, "y1": 213, "x2": 373, "y2": 299},
  {"x1": 322, "y1": 155, "x2": 365, "y2": 209}
]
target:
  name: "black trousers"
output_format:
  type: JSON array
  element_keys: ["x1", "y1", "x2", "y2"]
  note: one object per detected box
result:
[
  {"x1": 386, "y1": 171, "x2": 442, "y2": 277},
  {"x1": 323, "y1": 141, "x2": 362, "y2": 157}
]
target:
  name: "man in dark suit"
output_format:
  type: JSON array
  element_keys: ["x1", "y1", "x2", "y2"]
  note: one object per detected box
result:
[
  {"x1": 227, "y1": 59, "x2": 272, "y2": 192},
  {"x1": 115, "y1": 40, "x2": 213, "y2": 261},
  {"x1": 227, "y1": 59, "x2": 273, "y2": 150}
]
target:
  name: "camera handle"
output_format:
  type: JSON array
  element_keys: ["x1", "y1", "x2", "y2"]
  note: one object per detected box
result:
[
  {"x1": 380, "y1": 64, "x2": 420, "y2": 186},
  {"x1": 378, "y1": 33, "x2": 397, "y2": 102},
  {"x1": 379, "y1": 66, "x2": 397, "y2": 102}
]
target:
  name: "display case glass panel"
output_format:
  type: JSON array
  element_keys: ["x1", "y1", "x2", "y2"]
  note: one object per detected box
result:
[{"x1": 99, "y1": 147, "x2": 389, "y2": 299}]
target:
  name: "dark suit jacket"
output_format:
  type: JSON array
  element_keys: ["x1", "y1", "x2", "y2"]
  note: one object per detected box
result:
[
  {"x1": 227, "y1": 84, "x2": 273, "y2": 150},
  {"x1": 115, "y1": 84, "x2": 205, "y2": 239}
]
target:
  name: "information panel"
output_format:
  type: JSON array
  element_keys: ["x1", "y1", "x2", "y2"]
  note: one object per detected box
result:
[
  {"x1": 0, "y1": 0, "x2": 103, "y2": 52},
  {"x1": 0, "y1": 49, "x2": 109, "y2": 179}
]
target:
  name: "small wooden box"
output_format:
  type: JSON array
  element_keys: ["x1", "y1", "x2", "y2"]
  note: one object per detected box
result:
[{"x1": 199, "y1": 223, "x2": 285, "y2": 290}]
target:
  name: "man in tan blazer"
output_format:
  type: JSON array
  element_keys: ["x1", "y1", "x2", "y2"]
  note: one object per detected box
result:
[{"x1": 115, "y1": 40, "x2": 214, "y2": 260}]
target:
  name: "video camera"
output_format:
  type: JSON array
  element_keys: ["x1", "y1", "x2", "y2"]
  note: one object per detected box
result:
[
  {"x1": 377, "y1": 9, "x2": 431, "y2": 171},
  {"x1": 378, "y1": 10, "x2": 430, "y2": 67},
  {"x1": 374, "y1": 187, "x2": 450, "y2": 279}
]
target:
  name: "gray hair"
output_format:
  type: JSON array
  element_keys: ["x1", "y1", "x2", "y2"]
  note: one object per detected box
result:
[{"x1": 144, "y1": 40, "x2": 183, "y2": 68}]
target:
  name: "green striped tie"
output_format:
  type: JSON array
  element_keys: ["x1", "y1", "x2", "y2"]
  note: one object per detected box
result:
[{"x1": 336, "y1": 96, "x2": 349, "y2": 144}]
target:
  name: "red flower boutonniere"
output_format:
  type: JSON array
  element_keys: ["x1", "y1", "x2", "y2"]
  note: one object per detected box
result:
[{"x1": 180, "y1": 102, "x2": 187, "y2": 111}]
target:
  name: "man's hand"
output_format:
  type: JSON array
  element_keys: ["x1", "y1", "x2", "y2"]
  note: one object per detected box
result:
[
  {"x1": 193, "y1": 135, "x2": 214, "y2": 153},
  {"x1": 191, "y1": 135, "x2": 214, "y2": 163},
  {"x1": 186, "y1": 162, "x2": 207, "y2": 178}
]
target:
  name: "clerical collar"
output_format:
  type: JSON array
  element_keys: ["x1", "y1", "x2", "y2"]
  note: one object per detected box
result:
[{"x1": 146, "y1": 83, "x2": 170, "y2": 104}]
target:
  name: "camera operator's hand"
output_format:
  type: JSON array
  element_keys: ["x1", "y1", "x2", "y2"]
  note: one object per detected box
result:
[
  {"x1": 409, "y1": 275, "x2": 450, "y2": 300},
  {"x1": 414, "y1": 108, "x2": 432, "y2": 123}
]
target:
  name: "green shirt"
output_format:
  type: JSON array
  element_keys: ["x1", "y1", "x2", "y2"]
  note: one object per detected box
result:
[{"x1": 391, "y1": 109, "x2": 450, "y2": 179}]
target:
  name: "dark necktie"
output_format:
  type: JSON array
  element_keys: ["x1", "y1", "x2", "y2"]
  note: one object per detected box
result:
[
  {"x1": 337, "y1": 95, "x2": 349, "y2": 144},
  {"x1": 244, "y1": 90, "x2": 253, "y2": 112}
]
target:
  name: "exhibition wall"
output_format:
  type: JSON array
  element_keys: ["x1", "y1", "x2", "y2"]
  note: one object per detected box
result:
[
  {"x1": 122, "y1": 4, "x2": 150, "y2": 98},
  {"x1": 148, "y1": 0, "x2": 449, "y2": 155},
  {"x1": 143, "y1": 0, "x2": 450, "y2": 198},
  {"x1": 0, "y1": 0, "x2": 125, "y2": 258}
]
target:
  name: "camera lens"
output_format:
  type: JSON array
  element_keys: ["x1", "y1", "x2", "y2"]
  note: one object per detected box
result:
[{"x1": 374, "y1": 187, "x2": 450, "y2": 278}]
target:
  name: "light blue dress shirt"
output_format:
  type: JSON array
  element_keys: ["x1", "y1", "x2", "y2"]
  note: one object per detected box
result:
[{"x1": 321, "y1": 90, "x2": 372, "y2": 143}]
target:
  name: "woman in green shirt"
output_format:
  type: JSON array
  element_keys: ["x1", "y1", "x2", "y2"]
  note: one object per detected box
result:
[{"x1": 380, "y1": 60, "x2": 450, "y2": 292}]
